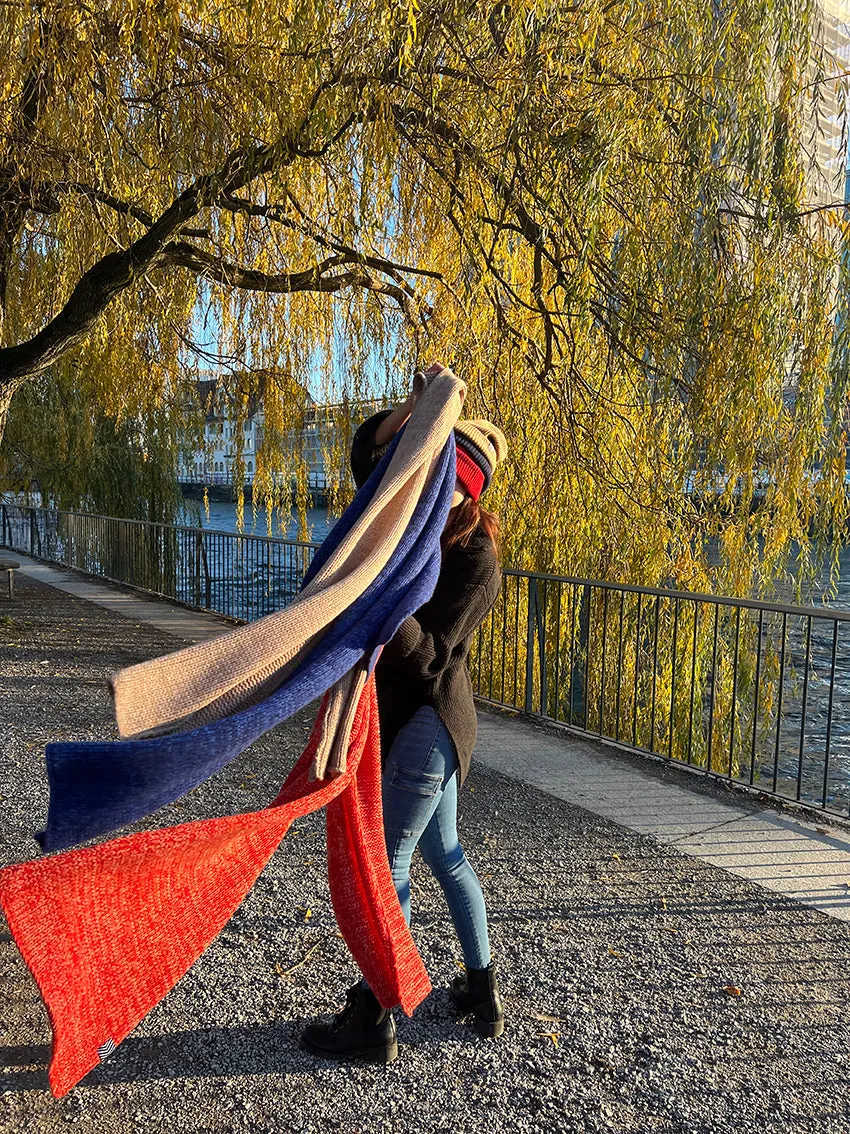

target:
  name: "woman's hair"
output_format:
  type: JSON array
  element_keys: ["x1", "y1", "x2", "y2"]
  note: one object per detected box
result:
[{"x1": 441, "y1": 496, "x2": 500, "y2": 554}]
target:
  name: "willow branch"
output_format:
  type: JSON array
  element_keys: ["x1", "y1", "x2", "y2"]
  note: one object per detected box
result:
[{"x1": 0, "y1": 98, "x2": 366, "y2": 383}]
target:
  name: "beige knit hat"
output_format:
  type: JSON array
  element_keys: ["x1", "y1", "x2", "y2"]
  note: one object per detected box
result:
[{"x1": 454, "y1": 419, "x2": 508, "y2": 500}]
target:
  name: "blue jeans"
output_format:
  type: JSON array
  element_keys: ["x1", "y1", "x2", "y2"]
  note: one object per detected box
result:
[{"x1": 377, "y1": 705, "x2": 491, "y2": 970}]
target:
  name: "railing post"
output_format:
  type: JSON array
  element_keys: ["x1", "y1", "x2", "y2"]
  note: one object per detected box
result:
[
  {"x1": 570, "y1": 584, "x2": 590, "y2": 727},
  {"x1": 194, "y1": 531, "x2": 202, "y2": 608},
  {"x1": 537, "y1": 586, "x2": 547, "y2": 716},
  {"x1": 120, "y1": 520, "x2": 130, "y2": 584},
  {"x1": 202, "y1": 534, "x2": 212, "y2": 609},
  {"x1": 525, "y1": 578, "x2": 539, "y2": 714}
]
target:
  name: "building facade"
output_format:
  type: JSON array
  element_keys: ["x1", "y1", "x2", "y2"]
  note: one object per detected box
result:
[
  {"x1": 810, "y1": 1, "x2": 850, "y2": 208},
  {"x1": 177, "y1": 373, "x2": 385, "y2": 494}
]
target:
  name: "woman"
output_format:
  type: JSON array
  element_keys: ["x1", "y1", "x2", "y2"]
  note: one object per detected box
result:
[{"x1": 301, "y1": 364, "x2": 508, "y2": 1063}]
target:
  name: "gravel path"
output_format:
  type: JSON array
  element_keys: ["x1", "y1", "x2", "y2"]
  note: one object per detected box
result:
[{"x1": 1, "y1": 576, "x2": 849, "y2": 1134}]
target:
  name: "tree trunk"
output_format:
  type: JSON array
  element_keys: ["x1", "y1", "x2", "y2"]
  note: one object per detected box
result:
[{"x1": 0, "y1": 375, "x2": 25, "y2": 454}]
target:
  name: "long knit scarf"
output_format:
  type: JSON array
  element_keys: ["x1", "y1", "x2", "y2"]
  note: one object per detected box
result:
[
  {"x1": 37, "y1": 374, "x2": 463, "y2": 853},
  {"x1": 0, "y1": 373, "x2": 463, "y2": 1097}
]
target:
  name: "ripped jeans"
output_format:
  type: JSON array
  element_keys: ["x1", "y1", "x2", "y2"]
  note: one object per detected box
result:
[{"x1": 377, "y1": 705, "x2": 491, "y2": 970}]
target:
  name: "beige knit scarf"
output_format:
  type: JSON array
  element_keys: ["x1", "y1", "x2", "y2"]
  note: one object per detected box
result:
[{"x1": 108, "y1": 371, "x2": 465, "y2": 778}]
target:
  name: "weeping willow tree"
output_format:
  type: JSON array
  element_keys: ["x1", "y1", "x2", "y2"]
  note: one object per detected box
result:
[{"x1": 0, "y1": 0, "x2": 848, "y2": 596}]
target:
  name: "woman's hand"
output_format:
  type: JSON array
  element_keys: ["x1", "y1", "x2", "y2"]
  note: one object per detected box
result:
[
  {"x1": 374, "y1": 361, "x2": 457, "y2": 447},
  {"x1": 419, "y1": 361, "x2": 465, "y2": 405},
  {"x1": 409, "y1": 361, "x2": 446, "y2": 407}
]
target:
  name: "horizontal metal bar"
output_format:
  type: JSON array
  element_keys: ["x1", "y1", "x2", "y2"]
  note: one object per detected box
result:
[
  {"x1": 0, "y1": 504, "x2": 320, "y2": 550},
  {"x1": 500, "y1": 569, "x2": 850, "y2": 622}
]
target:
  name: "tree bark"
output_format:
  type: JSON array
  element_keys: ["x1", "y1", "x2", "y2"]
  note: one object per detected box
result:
[{"x1": 0, "y1": 376, "x2": 25, "y2": 456}]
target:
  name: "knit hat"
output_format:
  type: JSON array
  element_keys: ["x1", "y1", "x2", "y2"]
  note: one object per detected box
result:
[{"x1": 454, "y1": 419, "x2": 508, "y2": 501}]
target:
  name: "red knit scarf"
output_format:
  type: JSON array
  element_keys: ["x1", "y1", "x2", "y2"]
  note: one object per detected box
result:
[{"x1": 0, "y1": 676, "x2": 431, "y2": 1097}]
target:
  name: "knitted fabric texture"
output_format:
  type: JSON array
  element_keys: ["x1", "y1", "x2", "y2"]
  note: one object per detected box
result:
[
  {"x1": 0, "y1": 678, "x2": 431, "y2": 1098},
  {"x1": 0, "y1": 373, "x2": 466, "y2": 1096},
  {"x1": 454, "y1": 419, "x2": 508, "y2": 500},
  {"x1": 454, "y1": 445, "x2": 486, "y2": 501}
]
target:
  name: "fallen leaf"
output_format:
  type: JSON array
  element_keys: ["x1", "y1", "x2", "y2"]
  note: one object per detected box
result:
[
  {"x1": 608, "y1": 947, "x2": 623, "y2": 958},
  {"x1": 660, "y1": 896, "x2": 668, "y2": 910},
  {"x1": 537, "y1": 1031, "x2": 559, "y2": 1047},
  {"x1": 531, "y1": 1012, "x2": 565, "y2": 1023},
  {"x1": 722, "y1": 985, "x2": 742, "y2": 997},
  {"x1": 611, "y1": 853, "x2": 621, "y2": 861},
  {"x1": 662, "y1": 925, "x2": 678, "y2": 935}
]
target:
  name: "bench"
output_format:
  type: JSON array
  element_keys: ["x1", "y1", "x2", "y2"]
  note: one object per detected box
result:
[{"x1": 0, "y1": 558, "x2": 20, "y2": 601}]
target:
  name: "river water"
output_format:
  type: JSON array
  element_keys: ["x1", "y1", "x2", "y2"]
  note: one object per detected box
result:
[{"x1": 180, "y1": 500, "x2": 334, "y2": 544}]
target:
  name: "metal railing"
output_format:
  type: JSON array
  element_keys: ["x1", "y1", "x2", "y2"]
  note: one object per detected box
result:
[
  {"x1": 0, "y1": 503, "x2": 317, "y2": 622},
  {"x1": 4, "y1": 502, "x2": 850, "y2": 817},
  {"x1": 471, "y1": 572, "x2": 850, "y2": 817}
]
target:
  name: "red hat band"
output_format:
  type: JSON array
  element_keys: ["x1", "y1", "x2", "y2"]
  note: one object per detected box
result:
[{"x1": 455, "y1": 447, "x2": 485, "y2": 502}]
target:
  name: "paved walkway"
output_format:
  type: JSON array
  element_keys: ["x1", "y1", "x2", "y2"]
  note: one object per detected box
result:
[
  {"x1": 3, "y1": 566, "x2": 850, "y2": 1133},
  {"x1": 13, "y1": 553, "x2": 850, "y2": 924},
  {"x1": 12, "y1": 556, "x2": 235, "y2": 642}
]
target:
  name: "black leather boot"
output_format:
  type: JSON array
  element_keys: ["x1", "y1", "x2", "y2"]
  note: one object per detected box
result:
[
  {"x1": 449, "y1": 961, "x2": 505, "y2": 1037},
  {"x1": 300, "y1": 983, "x2": 398, "y2": 1063}
]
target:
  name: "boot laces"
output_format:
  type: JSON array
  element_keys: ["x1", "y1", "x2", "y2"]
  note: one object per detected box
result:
[{"x1": 330, "y1": 987, "x2": 359, "y2": 1032}]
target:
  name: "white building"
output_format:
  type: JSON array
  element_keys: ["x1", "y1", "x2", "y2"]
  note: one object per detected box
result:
[
  {"x1": 810, "y1": 1, "x2": 850, "y2": 208},
  {"x1": 177, "y1": 373, "x2": 384, "y2": 492}
]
